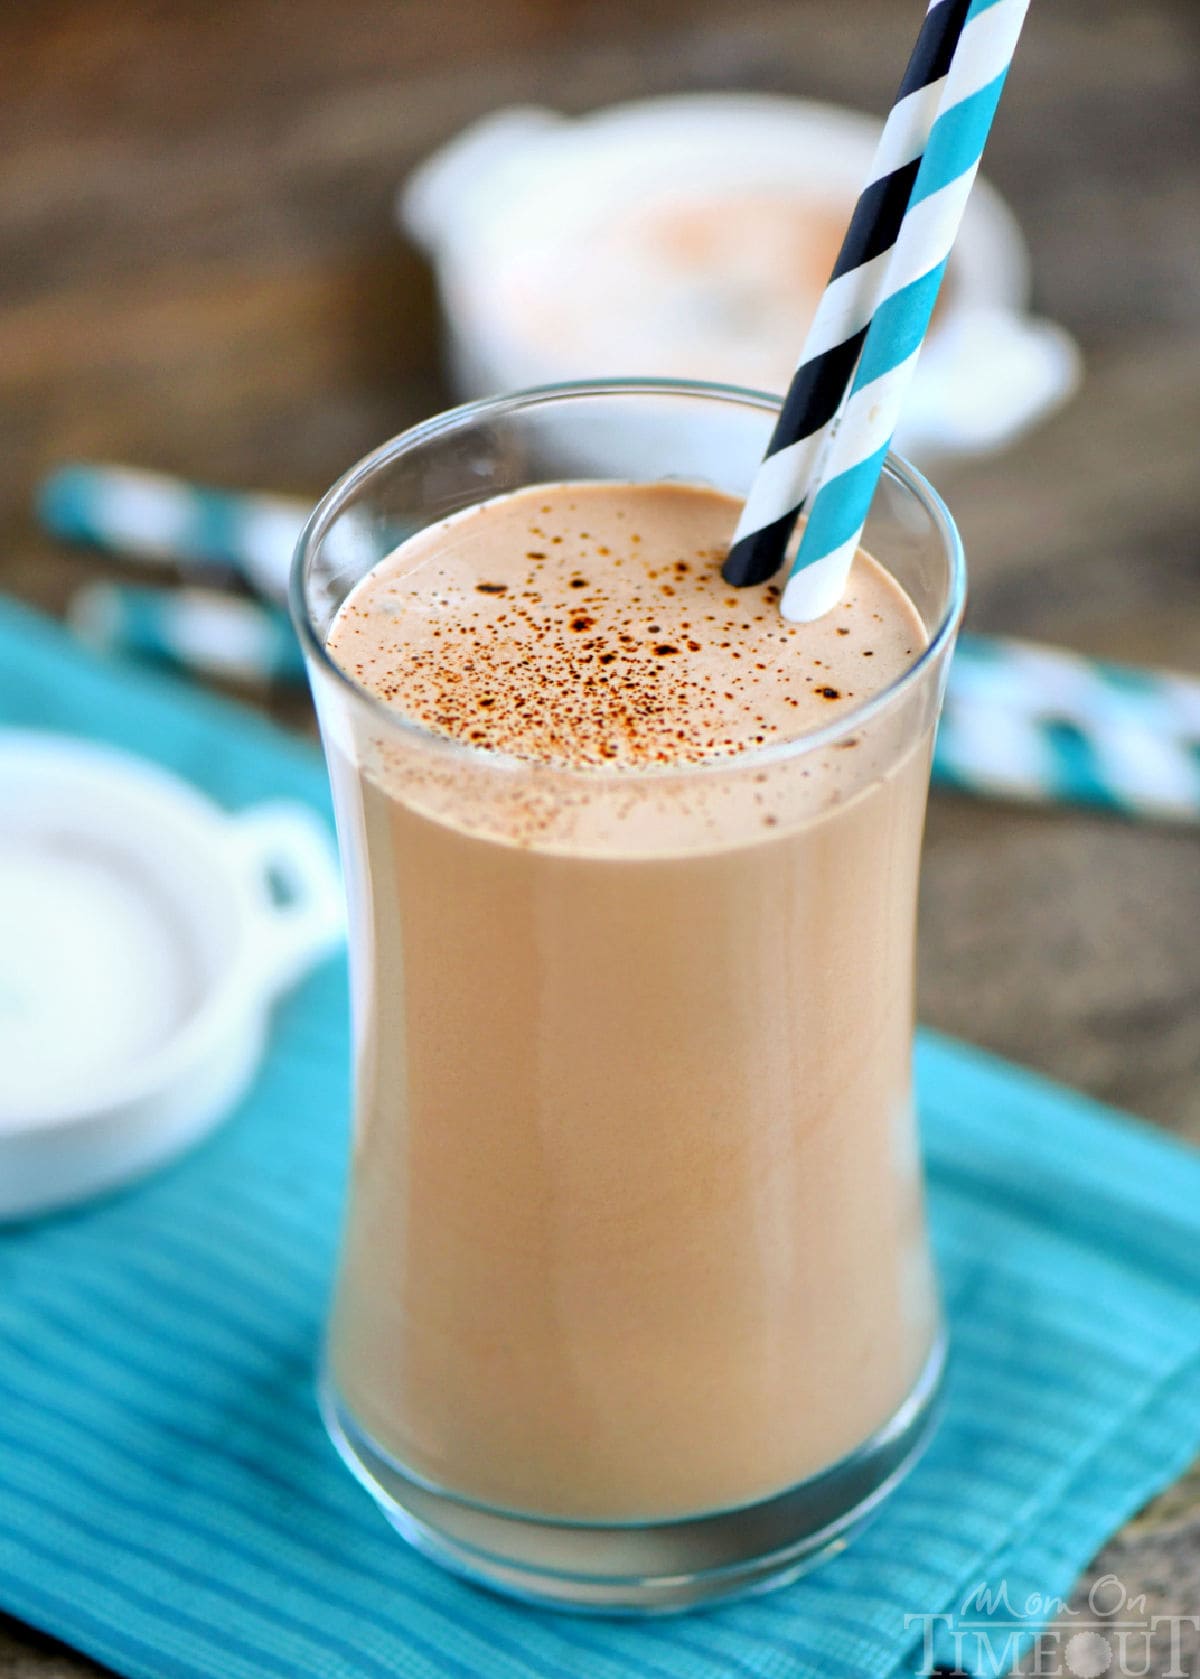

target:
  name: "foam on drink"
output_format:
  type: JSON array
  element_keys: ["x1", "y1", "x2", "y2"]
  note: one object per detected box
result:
[{"x1": 328, "y1": 480, "x2": 920, "y2": 772}]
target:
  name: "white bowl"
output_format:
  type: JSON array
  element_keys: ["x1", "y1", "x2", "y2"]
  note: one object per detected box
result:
[
  {"x1": 400, "y1": 94, "x2": 1080, "y2": 460},
  {"x1": 0, "y1": 731, "x2": 345, "y2": 1220}
]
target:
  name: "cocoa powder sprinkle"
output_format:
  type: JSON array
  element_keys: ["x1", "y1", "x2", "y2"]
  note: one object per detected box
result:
[{"x1": 326, "y1": 482, "x2": 925, "y2": 772}]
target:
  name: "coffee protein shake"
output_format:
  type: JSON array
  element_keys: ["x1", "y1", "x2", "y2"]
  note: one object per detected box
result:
[{"x1": 323, "y1": 480, "x2": 939, "y2": 1521}]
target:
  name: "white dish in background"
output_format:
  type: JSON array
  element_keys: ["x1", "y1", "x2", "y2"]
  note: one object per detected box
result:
[
  {"x1": 0, "y1": 732, "x2": 344, "y2": 1221},
  {"x1": 400, "y1": 94, "x2": 1080, "y2": 461}
]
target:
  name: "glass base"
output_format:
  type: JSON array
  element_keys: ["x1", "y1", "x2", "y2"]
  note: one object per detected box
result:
[{"x1": 319, "y1": 1330, "x2": 947, "y2": 1613}]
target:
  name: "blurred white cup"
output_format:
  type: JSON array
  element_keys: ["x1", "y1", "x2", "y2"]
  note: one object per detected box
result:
[{"x1": 400, "y1": 94, "x2": 1079, "y2": 461}]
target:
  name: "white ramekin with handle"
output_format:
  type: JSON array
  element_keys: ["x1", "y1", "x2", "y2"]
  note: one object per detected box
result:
[{"x1": 0, "y1": 731, "x2": 345, "y2": 1220}]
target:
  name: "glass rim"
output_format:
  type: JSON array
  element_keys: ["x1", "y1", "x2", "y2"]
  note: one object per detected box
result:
[{"x1": 290, "y1": 377, "x2": 966, "y2": 784}]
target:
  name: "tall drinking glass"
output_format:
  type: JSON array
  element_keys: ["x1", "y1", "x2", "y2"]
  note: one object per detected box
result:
[{"x1": 292, "y1": 380, "x2": 964, "y2": 1611}]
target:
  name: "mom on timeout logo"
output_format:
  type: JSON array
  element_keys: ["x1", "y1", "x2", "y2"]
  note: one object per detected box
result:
[{"x1": 905, "y1": 1574, "x2": 1200, "y2": 1677}]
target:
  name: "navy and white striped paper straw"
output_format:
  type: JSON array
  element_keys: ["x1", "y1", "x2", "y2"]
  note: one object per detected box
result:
[
  {"x1": 69, "y1": 583, "x2": 306, "y2": 686},
  {"x1": 39, "y1": 465, "x2": 311, "y2": 603},
  {"x1": 723, "y1": 0, "x2": 971, "y2": 588},
  {"x1": 778, "y1": 0, "x2": 1031, "y2": 621}
]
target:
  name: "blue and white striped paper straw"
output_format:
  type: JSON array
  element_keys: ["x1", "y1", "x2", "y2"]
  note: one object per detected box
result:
[
  {"x1": 69, "y1": 583, "x2": 306, "y2": 686},
  {"x1": 39, "y1": 465, "x2": 311, "y2": 603},
  {"x1": 776, "y1": 0, "x2": 1030, "y2": 621},
  {"x1": 723, "y1": 0, "x2": 971, "y2": 588}
]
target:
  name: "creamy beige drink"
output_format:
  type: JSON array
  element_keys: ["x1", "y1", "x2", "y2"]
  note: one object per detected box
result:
[{"x1": 322, "y1": 480, "x2": 939, "y2": 1522}]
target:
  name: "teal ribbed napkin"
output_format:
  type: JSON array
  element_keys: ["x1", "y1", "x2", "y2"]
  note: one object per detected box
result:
[{"x1": 2, "y1": 595, "x2": 1199, "y2": 1679}]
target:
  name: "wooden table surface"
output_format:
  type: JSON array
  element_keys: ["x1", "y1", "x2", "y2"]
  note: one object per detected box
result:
[{"x1": 3, "y1": 1, "x2": 1198, "y2": 1673}]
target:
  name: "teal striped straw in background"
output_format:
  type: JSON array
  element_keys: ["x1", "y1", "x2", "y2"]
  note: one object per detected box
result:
[
  {"x1": 38, "y1": 463, "x2": 308, "y2": 601},
  {"x1": 38, "y1": 463, "x2": 1200, "y2": 824},
  {"x1": 69, "y1": 581, "x2": 305, "y2": 686},
  {"x1": 941, "y1": 635, "x2": 1200, "y2": 823}
]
